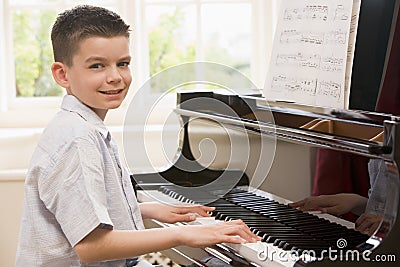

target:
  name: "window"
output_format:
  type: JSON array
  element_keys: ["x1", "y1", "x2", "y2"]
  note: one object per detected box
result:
[
  {"x1": 11, "y1": 7, "x2": 59, "y2": 97},
  {"x1": 5, "y1": 0, "x2": 122, "y2": 98},
  {"x1": 0, "y1": 0, "x2": 278, "y2": 124},
  {"x1": 144, "y1": 0, "x2": 254, "y2": 93}
]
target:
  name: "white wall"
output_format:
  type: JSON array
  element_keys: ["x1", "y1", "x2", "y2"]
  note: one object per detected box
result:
[
  {"x1": 0, "y1": 132, "x2": 39, "y2": 267},
  {"x1": 0, "y1": 172, "x2": 25, "y2": 267}
]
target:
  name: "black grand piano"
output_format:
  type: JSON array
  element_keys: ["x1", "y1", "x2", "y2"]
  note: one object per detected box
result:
[{"x1": 132, "y1": 89, "x2": 399, "y2": 267}]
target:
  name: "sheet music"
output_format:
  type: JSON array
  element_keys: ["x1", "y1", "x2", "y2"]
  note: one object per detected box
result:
[
  {"x1": 344, "y1": 0, "x2": 361, "y2": 108},
  {"x1": 263, "y1": 0, "x2": 361, "y2": 109}
]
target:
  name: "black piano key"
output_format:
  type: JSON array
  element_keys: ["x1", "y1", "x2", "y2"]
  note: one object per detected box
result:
[
  {"x1": 262, "y1": 235, "x2": 279, "y2": 243},
  {"x1": 254, "y1": 226, "x2": 301, "y2": 231},
  {"x1": 244, "y1": 221, "x2": 285, "y2": 227},
  {"x1": 250, "y1": 205, "x2": 301, "y2": 212},
  {"x1": 274, "y1": 238, "x2": 328, "y2": 247},
  {"x1": 208, "y1": 199, "x2": 236, "y2": 206},
  {"x1": 243, "y1": 201, "x2": 285, "y2": 208},
  {"x1": 248, "y1": 209, "x2": 291, "y2": 215},
  {"x1": 216, "y1": 212, "x2": 264, "y2": 218},
  {"x1": 235, "y1": 198, "x2": 277, "y2": 204},
  {"x1": 267, "y1": 214, "x2": 319, "y2": 223},
  {"x1": 276, "y1": 241, "x2": 329, "y2": 252},
  {"x1": 256, "y1": 230, "x2": 303, "y2": 236}
]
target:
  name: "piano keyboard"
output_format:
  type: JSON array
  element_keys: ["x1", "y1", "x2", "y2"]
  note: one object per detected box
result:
[{"x1": 137, "y1": 187, "x2": 369, "y2": 267}]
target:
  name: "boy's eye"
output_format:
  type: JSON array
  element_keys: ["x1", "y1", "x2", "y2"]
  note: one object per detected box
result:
[
  {"x1": 118, "y1": 61, "x2": 130, "y2": 67},
  {"x1": 89, "y1": 63, "x2": 103, "y2": 69}
]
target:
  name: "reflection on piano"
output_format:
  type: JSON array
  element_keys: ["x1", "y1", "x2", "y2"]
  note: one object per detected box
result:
[{"x1": 133, "y1": 91, "x2": 400, "y2": 266}]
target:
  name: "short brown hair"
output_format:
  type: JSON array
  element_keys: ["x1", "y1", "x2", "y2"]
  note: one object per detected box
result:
[{"x1": 51, "y1": 5, "x2": 130, "y2": 66}]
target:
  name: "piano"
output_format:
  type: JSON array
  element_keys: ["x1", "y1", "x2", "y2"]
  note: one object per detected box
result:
[{"x1": 132, "y1": 90, "x2": 400, "y2": 267}]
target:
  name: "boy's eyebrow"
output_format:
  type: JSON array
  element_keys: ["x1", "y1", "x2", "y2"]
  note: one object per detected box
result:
[
  {"x1": 85, "y1": 56, "x2": 107, "y2": 63},
  {"x1": 85, "y1": 55, "x2": 132, "y2": 63},
  {"x1": 120, "y1": 55, "x2": 132, "y2": 61}
]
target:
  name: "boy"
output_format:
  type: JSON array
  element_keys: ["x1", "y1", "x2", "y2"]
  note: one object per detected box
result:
[{"x1": 15, "y1": 5, "x2": 259, "y2": 266}]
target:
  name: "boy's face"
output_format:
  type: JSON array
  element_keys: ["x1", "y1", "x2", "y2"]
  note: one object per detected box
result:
[{"x1": 63, "y1": 36, "x2": 132, "y2": 119}]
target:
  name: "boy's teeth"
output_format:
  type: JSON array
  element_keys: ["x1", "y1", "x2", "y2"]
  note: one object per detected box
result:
[{"x1": 103, "y1": 90, "x2": 120, "y2": 94}]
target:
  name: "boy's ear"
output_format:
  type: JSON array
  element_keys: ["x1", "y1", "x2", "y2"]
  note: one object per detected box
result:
[{"x1": 51, "y1": 62, "x2": 69, "y2": 88}]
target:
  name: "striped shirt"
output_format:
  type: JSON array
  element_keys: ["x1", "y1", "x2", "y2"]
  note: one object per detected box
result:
[{"x1": 16, "y1": 95, "x2": 144, "y2": 267}]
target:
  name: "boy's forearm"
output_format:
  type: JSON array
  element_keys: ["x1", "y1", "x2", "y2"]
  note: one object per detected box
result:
[{"x1": 74, "y1": 226, "x2": 182, "y2": 264}]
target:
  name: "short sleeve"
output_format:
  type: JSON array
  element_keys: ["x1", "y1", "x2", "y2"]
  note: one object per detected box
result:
[{"x1": 38, "y1": 137, "x2": 113, "y2": 247}]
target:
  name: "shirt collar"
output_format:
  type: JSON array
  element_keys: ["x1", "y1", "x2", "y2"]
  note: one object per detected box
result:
[{"x1": 61, "y1": 95, "x2": 110, "y2": 140}]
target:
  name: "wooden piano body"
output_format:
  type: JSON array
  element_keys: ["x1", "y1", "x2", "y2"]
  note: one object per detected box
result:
[{"x1": 133, "y1": 90, "x2": 400, "y2": 267}]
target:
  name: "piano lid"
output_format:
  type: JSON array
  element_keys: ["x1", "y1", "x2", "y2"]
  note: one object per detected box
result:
[{"x1": 176, "y1": 90, "x2": 397, "y2": 158}]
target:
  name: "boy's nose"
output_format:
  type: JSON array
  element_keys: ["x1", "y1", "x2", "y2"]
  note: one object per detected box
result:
[{"x1": 106, "y1": 67, "x2": 122, "y2": 83}]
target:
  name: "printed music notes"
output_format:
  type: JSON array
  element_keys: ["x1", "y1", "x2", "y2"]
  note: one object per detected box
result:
[
  {"x1": 264, "y1": 0, "x2": 361, "y2": 109},
  {"x1": 283, "y1": 5, "x2": 329, "y2": 22}
]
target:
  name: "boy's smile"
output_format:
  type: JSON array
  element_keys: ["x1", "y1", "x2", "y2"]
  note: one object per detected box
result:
[{"x1": 61, "y1": 36, "x2": 132, "y2": 120}]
